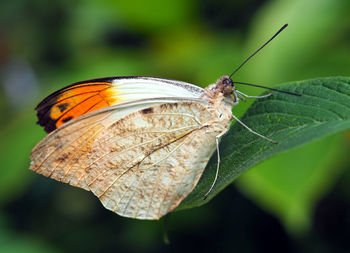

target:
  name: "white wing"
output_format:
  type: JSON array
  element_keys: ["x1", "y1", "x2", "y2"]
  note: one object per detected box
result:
[{"x1": 111, "y1": 76, "x2": 204, "y2": 100}]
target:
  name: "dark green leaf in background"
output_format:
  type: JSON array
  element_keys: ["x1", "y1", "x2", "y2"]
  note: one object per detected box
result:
[
  {"x1": 237, "y1": 132, "x2": 348, "y2": 234},
  {"x1": 178, "y1": 77, "x2": 350, "y2": 213}
]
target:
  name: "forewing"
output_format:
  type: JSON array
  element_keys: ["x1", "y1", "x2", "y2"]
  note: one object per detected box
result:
[
  {"x1": 30, "y1": 97, "x2": 188, "y2": 190},
  {"x1": 36, "y1": 76, "x2": 204, "y2": 133},
  {"x1": 85, "y1": 102, "x2": 218, "y2": 219}
]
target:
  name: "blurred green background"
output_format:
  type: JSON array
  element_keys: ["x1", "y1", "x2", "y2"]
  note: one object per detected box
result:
[{"x1": 1, "y1": 0, "x2": 350, "y2": 252}]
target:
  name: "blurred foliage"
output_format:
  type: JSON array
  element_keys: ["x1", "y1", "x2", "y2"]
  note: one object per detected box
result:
[
  {"x1": 237, "y1": 132, "x2": 348, "y2": 233},
  {"x1": 0, "y1": 0, "x2": 350, "y2": 252}
]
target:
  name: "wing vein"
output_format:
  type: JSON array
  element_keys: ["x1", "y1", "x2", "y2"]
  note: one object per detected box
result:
[
  {"x1": 38, "y1": 87, "x2": 111, "y2": 111},
  {"x1": 33, "y1": 121, "x2": 101, "y2": 172},
  {"x1": 86, "y1": 125, "x2": 199, "y2": 187}
]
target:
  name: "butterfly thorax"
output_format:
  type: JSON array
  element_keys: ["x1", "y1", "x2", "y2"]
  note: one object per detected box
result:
[{"x1": 198, "y1": 75, "x2": 235, "y2": 131}]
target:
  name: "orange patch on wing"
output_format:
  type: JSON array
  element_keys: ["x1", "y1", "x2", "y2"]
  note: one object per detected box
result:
[
  {"x1": 50, "y1": 83, "x2": 117, "y2": 128},
  {"x1": 36, "y1": 80, "x2": 120, "y2": 133}
]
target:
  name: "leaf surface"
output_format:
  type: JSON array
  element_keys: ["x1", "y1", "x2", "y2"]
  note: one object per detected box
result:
[{"x1": 178, "y1": 77, "x2": 350, "y2": 210}]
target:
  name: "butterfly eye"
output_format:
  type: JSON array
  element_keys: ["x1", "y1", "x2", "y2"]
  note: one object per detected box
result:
[{"x1": 223, "y1": 78, "x2": 233, "y2": 87}]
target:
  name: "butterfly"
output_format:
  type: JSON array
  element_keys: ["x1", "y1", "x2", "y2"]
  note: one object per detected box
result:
[{"x1": 29, "y1": 24, "x2": 296, "y2": 220}]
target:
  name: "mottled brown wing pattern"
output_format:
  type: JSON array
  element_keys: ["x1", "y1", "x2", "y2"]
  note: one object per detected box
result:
[
  {"x1": 85, "y1": 102, "x2": 220, "y2": 219},
  {"x1": 30, "y1": 101, "x2": 223, "y2": 219},
  {"x1": 30, "y1": 112, "x2": 112, "y2": 190}
]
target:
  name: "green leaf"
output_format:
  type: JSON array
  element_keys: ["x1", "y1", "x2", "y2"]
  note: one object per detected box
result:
[
  {"x1": 101, "y1": 0, "x2": 193, "y2": 31},
  {"x1": 236, "y1": 132, "x2": 348, "y2": 234},
  {"x1": 241, "y1": 0, "x2": 350, "y2": 84},
  {"x1": 177, "y1": 76, "x2": 350, "y2": 210}
]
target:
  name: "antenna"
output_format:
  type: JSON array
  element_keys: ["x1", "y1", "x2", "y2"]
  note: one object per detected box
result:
[
  {"x1": 234, "y1": 81, "x2": 301, "y2": 96},
  {"x1": 229, "y1": 24, "x2": 288, "y2": 78}
]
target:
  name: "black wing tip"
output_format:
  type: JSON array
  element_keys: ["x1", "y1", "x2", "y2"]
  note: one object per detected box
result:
[
  {"x1": 34, "y1": 77, "x2": 115, "y2": 133},
  {"x1": 35, "y1": 96, "x2": 59, "y2": 133},
  {"x1": 36, "y1": 111, "x2": 57, "y2": 133}
]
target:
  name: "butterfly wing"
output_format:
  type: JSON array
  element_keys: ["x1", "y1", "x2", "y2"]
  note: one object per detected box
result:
[
  {"x1": 30, "y1": 110, "x2": 112, "y2": 190},
  {"x1": 83, "y1": 102, "x2": 219, "y2": 219},
  {"x1": 30, "y1": 95, "x2": 206, "y2": 190},
  {"x1": 30, "y1": 100, "x2": 220, "y2": 219},
  {"x1": 36, "y1": 76, "x2": 204, "y2": 133},
  {"x1": 30, "y1": 77, "x2": 218, "y2": 219}
]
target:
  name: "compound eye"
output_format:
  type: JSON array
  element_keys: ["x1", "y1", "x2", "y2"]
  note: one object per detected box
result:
[{"x1": 223, "y1": 78, "x2": 234, "y2": 87}]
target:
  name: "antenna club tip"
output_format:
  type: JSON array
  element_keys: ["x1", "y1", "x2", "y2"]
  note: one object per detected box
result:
[{"x1": 280, "y1": 24, "x2": 288, "y2": 31}]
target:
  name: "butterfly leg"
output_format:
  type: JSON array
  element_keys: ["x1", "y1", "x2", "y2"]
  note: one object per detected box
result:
[
  {"x1": 203, "y1": 129, "x2": 228, "y2": 200},
  {"x1": 237, "y1": 90, "x2": 272, "y2": 99},
  {"x1": 232, "y1": 114, "x2": 278, "y2": 144}
]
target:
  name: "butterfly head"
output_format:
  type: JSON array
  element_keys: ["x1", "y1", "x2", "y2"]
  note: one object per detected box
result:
[{"x1": 215, "y1": 75, "x2": 238, "y2": 103}]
